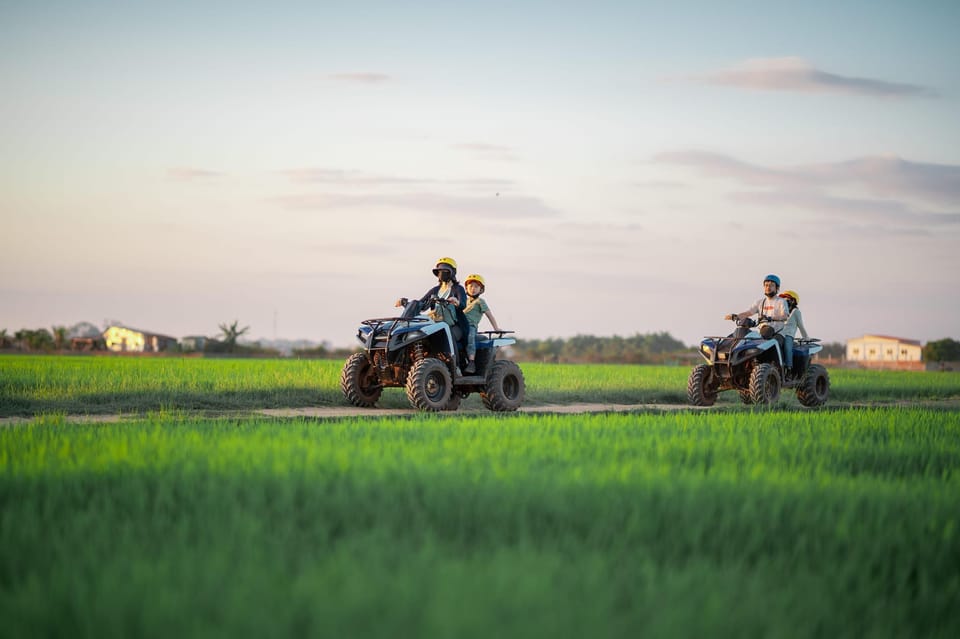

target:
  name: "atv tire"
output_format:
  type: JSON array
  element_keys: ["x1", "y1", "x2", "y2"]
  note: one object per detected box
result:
[
  {"x1": 749, "y1": 363, "x2": 781, "y2": 405},
  {"x1": 340, "y1": 353, "x2": 382, "y2": 407},
  {"x1": 687, "y1": 364, "x2": 718, "y2": 406},
  {"x1": 797, "y1": 364, "x2": 830, "y2": 407},
  {"x1": 405, "y1": 357, "x2": 452, "y2": 411},
  {"x1": 481, "y1": 360, "x2": 525, "y2": 412},
  {"x1": 738, "y1": 389, "x2": 754, "y2": 405}
]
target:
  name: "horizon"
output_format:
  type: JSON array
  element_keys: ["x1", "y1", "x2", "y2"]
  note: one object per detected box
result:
[{"x1": 3, "y1": 1, "x2": 958, "y2": 348}]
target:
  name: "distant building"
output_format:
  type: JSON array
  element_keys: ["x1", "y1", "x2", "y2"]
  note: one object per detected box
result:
[
  {"x1": 103, "y1": 326, "x2": 177, "y2": 353},
  {"x1": 180, "y1": 335, "x2": 210, "y2": 352},
  {"x1": 846, "y1": 335, "x2": 922, "y2": 369}
]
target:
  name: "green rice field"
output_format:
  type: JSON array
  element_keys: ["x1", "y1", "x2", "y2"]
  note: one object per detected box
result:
[
  {"x1": 2, "y1": 355, "x2": 959, "y2": 637},
  {"x1": 2, "y1": 355, "x2": 959, "y2": 416}
]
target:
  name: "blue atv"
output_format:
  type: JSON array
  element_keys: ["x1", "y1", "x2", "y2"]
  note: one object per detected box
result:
[
  {"x1": 340, "y1": 297, "x2": 525, "y2": 412},
  {"x1": 687, "y1": 316, "x2": 830, "y2": 407}
]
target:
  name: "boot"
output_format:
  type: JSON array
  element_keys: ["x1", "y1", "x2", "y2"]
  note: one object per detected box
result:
[{"x1": 464, "y1": 360, "x2": 476, "y2": 374}]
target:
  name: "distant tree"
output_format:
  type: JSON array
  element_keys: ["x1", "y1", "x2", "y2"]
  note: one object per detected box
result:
[
  {"x1": 15, "y1": 328, "x2": 54, "y2": 351},
  {"x1": 218, "y1": 320, "x2": 250, "y2": 353},
  {"x1": 51, "y1": 325, "x2": 68, "y2": 350},
  {"x1": 923, "y1": 338, "x2": 960, "y2": 363},
  {"x1": 511, "y1": 333, "x2": 690, "y2": 364}
]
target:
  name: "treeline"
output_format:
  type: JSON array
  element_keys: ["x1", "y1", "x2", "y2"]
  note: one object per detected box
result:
[{"x1": 510, "y1": 332, "x2": 691, "y2": 364}]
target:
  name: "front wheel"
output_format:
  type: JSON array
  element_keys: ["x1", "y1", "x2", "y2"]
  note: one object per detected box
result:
[
  {"x1": 797, "y1": 364, "x2": 830, "y2": 407},
  {"x1": 405, "y1": 357, "x2": 452, "y2": 411},
  {"x1": 481, "y1": 360, "x2": 525, "y2": 411},
  {"x1": 687, "y1": 364, "x2": 718, "y2": 406},
  {"x1": 749, "y1": 363, "x2": 781, "y2": 405},
  {"x1": 340, "y1": 353, "x2": 382, "y2": 407}
]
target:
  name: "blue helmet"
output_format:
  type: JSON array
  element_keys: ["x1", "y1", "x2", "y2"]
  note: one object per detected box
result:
[{"x1": 763, "y1": 274, "x2": 781, "y2": 287}]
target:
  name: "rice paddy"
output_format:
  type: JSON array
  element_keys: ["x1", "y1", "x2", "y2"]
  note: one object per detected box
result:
[{"x1": 1, "y1": 355, "x2": 959, "y2": 637}]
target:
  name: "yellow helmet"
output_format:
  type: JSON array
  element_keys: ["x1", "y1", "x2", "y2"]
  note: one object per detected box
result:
[
  {"x1": 779, "y1": 290, "x2": 800, "y2": 304},
  {"x1": 464, "y1": 273, "x2": 486, "y2": 292},
  {"x1": 432, "y1": 257, "x2": 458, "y2": 276}
]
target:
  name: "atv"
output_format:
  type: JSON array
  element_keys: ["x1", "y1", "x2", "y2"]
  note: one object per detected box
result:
[
  {"x1": 687, "y1": 316, "x2": 830, "y2": 407},
  {"x1": 340, "y1": 296, "x2": 525, "y2": 412}
]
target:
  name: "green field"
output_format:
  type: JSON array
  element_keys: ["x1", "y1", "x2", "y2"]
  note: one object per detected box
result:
[
  {"x1": 2, "y1": 355, "x2": 959, "y2": 416},
  {"x1": 2, "y1": 356, "x2": 960, "y2": 637}
]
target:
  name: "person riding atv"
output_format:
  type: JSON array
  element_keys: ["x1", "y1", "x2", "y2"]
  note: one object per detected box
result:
[
  {"x1": 687, "y1": 313, "x2": 830, "y2": 407},
  {"x1": 341, "y1": 259, "x2": 525, "y2": 412}
]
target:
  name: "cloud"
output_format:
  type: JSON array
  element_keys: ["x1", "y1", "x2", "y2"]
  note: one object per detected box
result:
[
  {"x1": 695, "y1": 57, "x2": 936, "y2": 98},
  {"x1": 732, "y1": 190, "x2": 960, "y2": 235},
  {"x1": 654, "y1": 150, "x2": 960, "y2": 236},
  {"x1": 654, "y1": 151, "x2": 960, "y2": 207},
  {"x1": 279, "y1": 168, "x2": 517, "y2": 193},
  {"x1": 329, "y1": 72, "x2": 391, "y2": 83},
  {"x1": 167, "y1": 168, "x2": 224, "y2": 181},
  {"x1": 270, "y1": 191, "x2": 560, "y2": 218},
  {"x1": 452, "y1": 142, "x2": 520, "y2": 162},
  {"x1": 280, "y1": 169, "x2": 431, "y2": 186}
]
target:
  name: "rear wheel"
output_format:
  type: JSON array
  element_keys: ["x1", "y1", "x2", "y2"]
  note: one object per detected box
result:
[
  {"x1": 481, "y1": 360, "x2": 525, "y2": 411},
  {"x1": 687, "y1": 364, "x2": 718, "y2": 406},
  {"x1": 749, "y1": 363, "x2": 781, "y2": 405},
  {"x1": 405, "y1": 357, "x2": 452, "y2": 411},
  {"x1": 797, "y1": 364, "x2": 830, "y2": 407},
  {"x1": 340, "y1": 353, "x2": 382, "y2": 407},
  {"x1": 738, "y1": 389, "x2": 754, "y2": 405}
]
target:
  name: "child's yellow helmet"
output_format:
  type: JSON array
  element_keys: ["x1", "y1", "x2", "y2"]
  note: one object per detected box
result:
[
  {"x1": 432, "y1": 257, "x2": 458, "y2": 276},
  {"x1": 779, "y1": 290, "x2": 800, "y2": 304},
  {"x1": 464, "y1": 273, "x2": 486, "y2": 292}
]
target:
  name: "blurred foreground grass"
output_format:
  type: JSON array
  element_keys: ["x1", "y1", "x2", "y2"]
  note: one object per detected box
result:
[{"x1": 2, "y1": 408, "x2": 959, "y2": 638}]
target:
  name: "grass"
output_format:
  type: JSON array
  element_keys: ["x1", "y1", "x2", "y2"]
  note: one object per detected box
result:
[
  {"x1": 2, "y1": 408, "x2": 959, "y2": 637},
  {"x1": 2, "y1": 355, "x2": 959, "y2": 417}
]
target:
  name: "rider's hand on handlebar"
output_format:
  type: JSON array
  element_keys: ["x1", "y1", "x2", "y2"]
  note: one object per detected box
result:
[{"x1": 725, "y1": 313, "x2": 738, "y2": 321}]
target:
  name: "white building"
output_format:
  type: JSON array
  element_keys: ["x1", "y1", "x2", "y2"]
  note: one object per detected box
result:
[{"x1": 846, "y1": 335, "x2": 922, "y2": 364}]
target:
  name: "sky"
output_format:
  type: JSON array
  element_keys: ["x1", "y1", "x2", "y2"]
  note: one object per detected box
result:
[{"x1": 2, "y1": 0, "x2": 959, "y2": 348}]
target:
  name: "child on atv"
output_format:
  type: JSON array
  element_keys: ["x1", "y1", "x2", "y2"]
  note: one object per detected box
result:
[
  {"x1": 778, "y1": 290, "x2": 808, "y2": 378},
  {"x1": 462, "y1": 274, "x2": 501, "y2": 374}
]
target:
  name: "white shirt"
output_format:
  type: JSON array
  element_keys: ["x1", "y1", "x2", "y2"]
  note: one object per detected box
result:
[{"x1": 737, "y1": 295, "x2": 789, "y2": 330}]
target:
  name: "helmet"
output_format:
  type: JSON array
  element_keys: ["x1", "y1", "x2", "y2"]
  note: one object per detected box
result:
[
  {"x1": 779, "y1": 290, "x2": 799, "y2": 304},
  {"x1": 432, "y1": 257, "x2": 458, "y2": 276},
  {"x1": 763, "y1": 274, "x2": 781, "y2": 287},
  {"x1": 759, "y1": 324, "x2": 775, "y2": 339},
  {"x1": 464, "y1": 273, "x2": 486, "y2": 293}
]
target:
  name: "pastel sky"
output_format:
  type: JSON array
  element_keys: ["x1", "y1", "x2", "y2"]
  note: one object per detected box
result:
[{"x1": 2, "y1": 0, "x2": 958, "y2": 348}]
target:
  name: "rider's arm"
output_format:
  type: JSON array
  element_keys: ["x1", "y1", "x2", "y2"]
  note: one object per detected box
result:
[
  {"x1": 728, "y1": 299, "x2": 761, "y2": 319},
  {"x1": 484, "y1": 307, "x2": 501, "y2": 332},
  {"x1": 796, "y1": 310, "x2": 809, "y2": 339}
]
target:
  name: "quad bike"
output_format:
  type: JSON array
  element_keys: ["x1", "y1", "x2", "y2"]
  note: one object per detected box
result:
[
  {"x1": 340, "y1": 296, "x2": 525, "y2": 412},
  {"x1": 687, "y1": 316, "x2": 830, "y2": 407}
]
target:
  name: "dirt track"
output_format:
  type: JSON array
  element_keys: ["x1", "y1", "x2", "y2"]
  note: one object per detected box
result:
[
  {"x1": 3, "y1": 400, "x2": 958, "y2": 425},
  {"x1": 0, "y1": 403, "x2": 700, "y2": 425}
]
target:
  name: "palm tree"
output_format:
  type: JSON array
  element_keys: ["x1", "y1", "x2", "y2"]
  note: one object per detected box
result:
[{"x1": 218, "y1": 320, "x2": 250, "y2": 353}]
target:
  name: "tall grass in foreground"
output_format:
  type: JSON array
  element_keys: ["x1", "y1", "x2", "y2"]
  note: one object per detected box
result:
[
  {"x1": 2, "y1": 408, "x2": 959, "y2": 638},
  {"x1": 1, "y1": 355, "x2": 959, "y2": 416}
]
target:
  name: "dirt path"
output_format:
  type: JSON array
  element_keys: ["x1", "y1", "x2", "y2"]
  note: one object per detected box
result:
[
  {"x1": 3, "y1": 399, "x2": 958, "y2": 425},
  {"x1": 0, "y1": 403, "x2": 701, "y2": 425}
]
